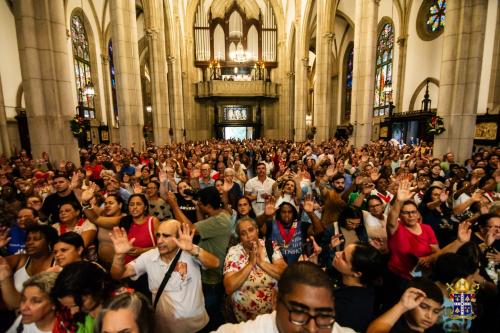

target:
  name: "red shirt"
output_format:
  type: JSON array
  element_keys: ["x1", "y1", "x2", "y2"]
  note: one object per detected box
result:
[
  {"x1": 388, "y1": 220, "x2": 437, "y2": 280},
  {"x1": 125, "y1": 216, "x2": 155, "y2": 264}
]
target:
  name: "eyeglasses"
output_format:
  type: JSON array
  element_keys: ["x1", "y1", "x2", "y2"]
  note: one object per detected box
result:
[
  {"x1": 155, "y1": 232, "x2": 173, "y2": 238},
  {"x1": 279, "y1": 299, "x2": 335, "y2": 329},
  {"x1": 401, "y1": 210, "x2": 418, "y2": 215}
]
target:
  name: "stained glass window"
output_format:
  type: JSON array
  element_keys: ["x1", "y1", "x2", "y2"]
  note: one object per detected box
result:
[
  {"x1": 108, "y1": 41, "x2": 118, "y2": 124},
  {"x1": 373, "y1": 23, "x2": 394, "y2": 117},
  {"x1": 427, "y1": 0, "x2": 446, "y2": 33},
  {"x1": 71, "y1": 13, "x2": 95, "y2": 119},
  {"x1": 344, "y1": 45, "x2": 354, "y2": 121}
]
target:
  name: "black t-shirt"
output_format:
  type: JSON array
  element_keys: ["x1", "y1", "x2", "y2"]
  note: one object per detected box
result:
[
  {"x1": 335, "y1": 286, "x2": 376, "y2": 333},
  {"x1": 41, "y1": 191, "x2": 80, "y2": 224},
  {"x1": 175, "y1": 193, "x2": 198, "y2": 223}
]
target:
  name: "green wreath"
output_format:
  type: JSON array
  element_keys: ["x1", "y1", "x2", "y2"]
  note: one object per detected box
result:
[
  {"x1": 70, "y1": 116, "x2": 84, "y2": 137},
  {"x1": 427, "y1": 115, "x2": 446, "y2": 135}
]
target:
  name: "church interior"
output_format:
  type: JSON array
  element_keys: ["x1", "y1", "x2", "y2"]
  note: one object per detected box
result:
[{"x1": 0, "y1": 0, "x2": 498, "y2": 163}]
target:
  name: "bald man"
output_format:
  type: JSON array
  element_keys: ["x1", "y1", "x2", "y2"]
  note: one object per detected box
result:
[{"x1": 110, "y1": 220, "x2": 220, "y2": 333}]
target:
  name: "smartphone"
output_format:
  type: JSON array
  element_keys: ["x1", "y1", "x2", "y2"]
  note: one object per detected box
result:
[{"x1": 303, "y1": 239, "x2": 314, "y2": 257}]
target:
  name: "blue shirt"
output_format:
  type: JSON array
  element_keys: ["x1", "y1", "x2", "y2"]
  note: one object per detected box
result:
[{"x1": 7, "y1": 225, "x2": 26, "y2": 255}]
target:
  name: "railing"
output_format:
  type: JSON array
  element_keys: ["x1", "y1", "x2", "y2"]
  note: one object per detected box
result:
[{"x1": 195, "y1": 80, "x2": 279, "y2": 98}]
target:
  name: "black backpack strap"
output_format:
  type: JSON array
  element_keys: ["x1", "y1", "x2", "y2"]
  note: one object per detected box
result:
[{"x1": 153, "y1": 249, "x2": 182, "y2": 310}]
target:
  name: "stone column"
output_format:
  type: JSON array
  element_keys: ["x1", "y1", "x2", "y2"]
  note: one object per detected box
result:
[
  {"x1": 294, "y1": 56, "x2": 309, "y2": 141},
  {"x1": 99, "y1": 54, "x2": 117, "y2": 142},
  {"x1": 0, "y1": 75, "x2": 12, "y2": 156},
  {"x1": 13, "y1": 0, "x2": 78, "y2": 164},
  {"x1": 395, "y1": 35, "x2": 408, "y2": 112},
  {"x1": 434, "y1": 0, "x2": 488, "y2": 162},
  {"x1": 313, "y1": 29, "x2": 334, "y2": 141},
  {"x1": 168, "y1": 1, "x2": 185, "y2": 142},
  {"x1": 143, "y1": 0, "x2": 170, "y2": 145},
  {"x1": 109, "y1": 0, "x2": 144, "y2": 148},
  {"x1": 351, "y1": 0, "x2": 379, "y2": 146},
  {"x1": 287, "y1": 71, "x2": 296, "y2": 138}
]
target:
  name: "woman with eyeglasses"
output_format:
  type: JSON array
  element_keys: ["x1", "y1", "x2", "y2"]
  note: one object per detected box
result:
[
  {"x1": 362, "y1": 196, "x2": 388, "y2": 252},
  {"x1": 383, "y1": 180, "x2": 472, "y2": 309}
]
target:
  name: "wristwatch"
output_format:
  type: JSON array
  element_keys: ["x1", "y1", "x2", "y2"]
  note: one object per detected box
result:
[{"x1": 191, "y1": 245, "x2": 201, "y2": 258}]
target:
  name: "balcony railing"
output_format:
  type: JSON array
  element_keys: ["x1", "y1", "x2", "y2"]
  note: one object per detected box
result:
[{"x1": 195, "y1": 80, "x2": 279, "y2": 99}]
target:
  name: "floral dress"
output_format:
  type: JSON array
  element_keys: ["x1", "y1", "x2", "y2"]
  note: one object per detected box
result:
[{"x1": 224, "y1": 239, "x2": 282, "y2": 322}]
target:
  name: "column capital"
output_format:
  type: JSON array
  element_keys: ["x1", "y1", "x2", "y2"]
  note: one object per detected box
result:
[
  {"x1": 145, "y1": 27, "x2": 159, "y2": 40},
  {"x1": 100, "y1": 54, "x2": 109, "y2": 64},
  {"x1": 167, "y1": 56, "x2": 176, "y2": 64},
  {"x1": 287, "y1": 72, "x2": 295, "y2": 78},
  {"x1": 301, "y1": 57, "x2": 309, "y2": 66},
  {"x1": 66, "y1": 28, "x2": 71, "y2": 40},
  {"x1": 323, "y1": 32, "x2": 335, "y2": 41},
  {"x1": 397, "y1": 35, "x2": 408, "y2": 46},
  {"x1": 374, "y1": 0, "x2": 381, "y2": 5}
]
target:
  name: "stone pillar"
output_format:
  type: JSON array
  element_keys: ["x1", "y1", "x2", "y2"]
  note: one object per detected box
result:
[
  {"x1": 13, "y1": 0, "x2": 78, "y2": 164},
  {"x1": 144, "y1": 0, "x2": 171, "y2": 145},
  {"x1": 294, "y1": 56, "x2": 309, "y2": 141},
  {"x1": 287, "y1": 71, "x2": 296, "y2": 138},
  {"x1": 0, "y1": 75, "x2": 12, "y2": 156},
  {"x1": 351, "y1": 0, "x2": 379, "y2": 146},
  {"x1": 109, "y1": 0, "x2": 144, "y2": 148},
  {"x1": 168, "y1": 1, "x2": 185, "y2": 142},
  {"x1": 434, "y1": 0, "x2": 488, "y2": 162},
  {"x1": 99, "y1": 54, "x2": 118, "y2": 142},
  {"x1": 313, "y1": 29, "x2": 334, "y2": 141},
  {"x1": 395, "y1": 35, "x2": 408, "y2": 112}
]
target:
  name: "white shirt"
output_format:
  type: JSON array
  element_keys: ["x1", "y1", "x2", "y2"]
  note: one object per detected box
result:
[
  {"x1": 245, "y1": 176, "x2": 276, "y2": 216},
  {"x1": 362, "y1": 210, "x2": 388, "y2": 244},
  {"x1": 213, "y1": 311, "x2": 356, "y2": 333},
  {"x1": 130, "y1": 248, "x2": 208, "y2": 333},
  {"x1": 7, "y1": 316, "x2": 51, "y2": 333}
]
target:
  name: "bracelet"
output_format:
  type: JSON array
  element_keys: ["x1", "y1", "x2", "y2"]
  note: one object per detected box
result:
[
  {"x1": 81, "y1": 202, "x2": 92, "y2": 210},
  {"x1": 191, "y1": 245, "x2": 201, "y2": 258}
]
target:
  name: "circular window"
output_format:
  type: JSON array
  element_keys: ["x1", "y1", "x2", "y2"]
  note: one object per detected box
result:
[{"x1": 417, "y1": 0, "x2": 446, "y2": 41}]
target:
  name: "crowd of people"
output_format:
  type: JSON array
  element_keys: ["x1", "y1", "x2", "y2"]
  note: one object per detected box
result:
[{"x1": 0, "y1": 138, "x2": 498, "y2": 333}]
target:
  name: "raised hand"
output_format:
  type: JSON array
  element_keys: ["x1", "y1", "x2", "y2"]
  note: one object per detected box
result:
[
  {"x1": 255, "y1": 240, "x2": 267, "y2": 264},
  {"x1": 325, "y1": 165, "x2": 337, "y2": 178},
  {"x1": 303, "y1": 193, "x2": 315, "y2": 214},
  {"x1": 248, "y1": 241, "x2": 258, "y2": 266},
  {"x1": 0, "y1": 256, "x2": 13, "y2": 282},
  {"x1": 264, "y1": 196, "x2": 277, "y2": 217},
  {"x1": 457, "y1": 221, "x2": 472, "y2": 244},
  {"x1": 69, "y1": 171, "x2": 80, "y2": 190},
  {"x1": 330, "y1": 234, "x2": 344, "y2": 248},
  {"x1": 132, "y1": 183, "x2": 143, "y2": 194},
  {"x1": 396, "y1": 180, "x2": 414, "y2": 202},
  {"x1": 109, "y1": 227, "x2": 135, "y2": 255},
  {"x1": 172, "y1": 223, "x2": 195, "y2": 252},
  {"x1": 398, "y1": 287, "x2": 427, "y2": 311},
  {"x1": 158, "y1": 169, "x2": 168, "y2": 183},
  {"x1": 81, "y1": 182, "x2": 96, "y2": 203},
  {"x1": 165, "y1": 191, "x2": 178, "y2": 207},
  {"x1": 0, "y1": 227, "x2": 11, "y2": 248},
  {"x1": 439, "y1": 190, "x2": 449, "y2": 203}
]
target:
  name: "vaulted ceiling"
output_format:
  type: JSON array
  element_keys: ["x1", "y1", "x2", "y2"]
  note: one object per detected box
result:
[{"x1": 204, "y1": 0, "x2": 270, "y2": 20}]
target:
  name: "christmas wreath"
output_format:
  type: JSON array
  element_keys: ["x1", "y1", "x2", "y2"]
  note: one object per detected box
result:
[
  {"x1": 70, "y1": 115, "x2": 85, "y2": 137},
  {"x1": 427, "y1": 115, "x2": 446, "y2": 135}
]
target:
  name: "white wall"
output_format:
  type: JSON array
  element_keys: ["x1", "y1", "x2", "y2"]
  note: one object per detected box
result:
[
  {"x1": 402, "y1": 0, "x2": 442, "y2": 112},
  {"x1": 477, "y1": 0, "x2": 497, "y2": 114},
  {"x1": 0, "y1": 1, "x2": 23, "y2": 118}
]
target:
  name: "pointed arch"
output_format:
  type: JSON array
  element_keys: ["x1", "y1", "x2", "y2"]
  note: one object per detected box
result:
[{"x1": 373, "y1": 17, "x2": 395, "y2": 117}]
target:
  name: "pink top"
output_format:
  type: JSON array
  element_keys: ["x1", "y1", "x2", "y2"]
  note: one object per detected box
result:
[
  {"x1": 125, "y1": 216, "x2": 155, "y2": 264},
  {"x1": 387, "y1": 220, "x2": 437, "y2": 280}
]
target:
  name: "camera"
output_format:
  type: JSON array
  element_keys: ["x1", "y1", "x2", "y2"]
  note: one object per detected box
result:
[{"x1": 183, "y1": 189, "x2": 199, "y2": 199}]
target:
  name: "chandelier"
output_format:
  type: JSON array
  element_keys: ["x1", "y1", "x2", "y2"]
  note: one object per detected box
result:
[{"x1": 230, "y1": 42, "x2": 252, "y2": 63}]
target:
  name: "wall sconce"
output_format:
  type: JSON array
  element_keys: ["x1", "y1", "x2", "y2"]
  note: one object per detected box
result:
[{"x1": 146, "y1": 106, "x2": 152, "y2": 113}]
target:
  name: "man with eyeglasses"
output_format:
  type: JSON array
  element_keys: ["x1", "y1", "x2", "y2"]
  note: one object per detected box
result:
[
  {"x1": 213, "y1": 262, "x2": 356, "y2": 333},
  {"x1": 109, "y1": 220, "x2": 220, "y2": 333}
]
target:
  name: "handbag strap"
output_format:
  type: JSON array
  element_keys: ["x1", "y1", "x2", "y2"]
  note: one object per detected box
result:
[{"x1": 153, "y1": 249, "x2": 182, "y2": 310}]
